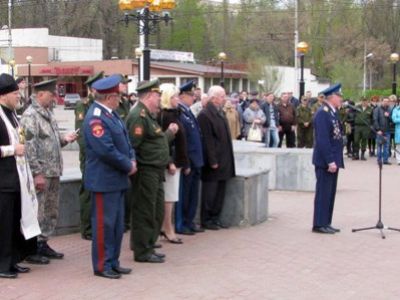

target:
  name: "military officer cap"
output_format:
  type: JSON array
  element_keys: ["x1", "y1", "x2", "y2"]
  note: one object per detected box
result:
[
  {"x1": 91, "y1": 74, "x2": 122, "y2": 94},
  {"x1": 179, "y1": 80, "x2": 196, "y2": 94},
  {"x1": 33, "y1": 79, "x2": 57, "y2": 93},
  {"x1": 120, "y1": 74, "x2": 132, "y2": 84},
  {"x1": 0, "y1": 73, "x2": 18, "y2": 96},
  {"x1": 15, "y1": 76, "x2": 25, "y2": 84},
  {"x1": 136, "y1": 78, "x2": 161, "y2": 94},
  {"x1": 85, "y1": 71, "x2": 104, "y2": 87},
  {"x1": 320, "y1": 83, "x2": 342, "y2": 97}
]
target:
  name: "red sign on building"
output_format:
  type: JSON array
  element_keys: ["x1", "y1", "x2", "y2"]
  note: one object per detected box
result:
[{"x1": 39, "y1": 66, "x2": 94, "y2": 76}]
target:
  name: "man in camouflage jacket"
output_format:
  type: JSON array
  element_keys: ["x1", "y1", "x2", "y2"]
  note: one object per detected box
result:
[{"x1": 20, "y1": 79, "x2": 77, "y2": 260}]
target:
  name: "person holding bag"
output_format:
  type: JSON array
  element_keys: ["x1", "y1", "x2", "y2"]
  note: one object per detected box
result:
[{"x1": 243, "y1": 99, "x2": 266, "y2": 142}]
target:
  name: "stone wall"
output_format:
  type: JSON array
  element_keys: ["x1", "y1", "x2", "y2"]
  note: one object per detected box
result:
[{"x1": 233, "y1": 140, "x2": 315, "y2": 192}]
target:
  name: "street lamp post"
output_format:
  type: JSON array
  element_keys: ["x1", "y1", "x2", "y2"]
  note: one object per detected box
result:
[
  {"x1": 135, "y1": 47, "x2": 143, "y2": 81},
  {"x1": 119, "y1": 0, "x2": 176, "y2": 81},
  {"x1": 297, "y1": 41, "x2": 309, "y2": 100},
  {"x1": 9, "y1": 59, "x2": 15, "y2": 77},
  {"x1": 26, "y1": 55, "x2": 33, "y2": 98},
  {"x1": 390, "y1": 53, "x2": 399, "y2": 95},
  {"x1": 218, "y1": 52, "x2": 227, "y2": 88}
]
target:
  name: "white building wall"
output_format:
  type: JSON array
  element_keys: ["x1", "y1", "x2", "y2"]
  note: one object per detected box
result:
[
  {"x1": 267, "y1": 66, "x2": 329, "y2": 98},
  {"x1": 0, "y1": 28, "x2": 102, "y2": 62}
]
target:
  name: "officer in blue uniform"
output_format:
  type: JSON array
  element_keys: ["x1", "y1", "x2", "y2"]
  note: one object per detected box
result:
[
  {"x1": 312, "y1": 83, "x2": 344, "y2": 234},
  {"x1": 176, "y1": 81, "x2": 204, "y2": 235},
  {"x1": 83, "y1": 74, "x2": 137, "y2": 279}
]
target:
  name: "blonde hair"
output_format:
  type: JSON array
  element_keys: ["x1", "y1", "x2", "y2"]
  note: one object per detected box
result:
[{"x1": 160, "y1": 83, "x2": 179, "y2": 109}]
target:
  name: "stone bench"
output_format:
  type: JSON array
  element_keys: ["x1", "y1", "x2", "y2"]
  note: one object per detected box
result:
[
  {"x1": 233, "y1": 140, "x2": 315, "y2": 192},
  {"x1": 220, "y1": 168, "x2": 269, "y2": 227}
]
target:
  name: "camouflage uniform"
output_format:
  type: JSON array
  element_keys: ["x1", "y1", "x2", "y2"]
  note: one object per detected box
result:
[
  {"x1": 20, "y1": 97, "x2": 67, "y2": 241},
  {"x1": 296, "y1": 105, "x2": 313, "y2": 148},
  {"x1": 353, "y1": 105, "x2": 372, "y2": 160},
  {"x1": 75, "y1": 93, "x2": 95, "y2": 238}
]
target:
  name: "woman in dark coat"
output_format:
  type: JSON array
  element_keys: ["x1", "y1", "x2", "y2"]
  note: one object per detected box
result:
[{"x1": 158, "y1": 83, "x2": 189, "y2": 243}]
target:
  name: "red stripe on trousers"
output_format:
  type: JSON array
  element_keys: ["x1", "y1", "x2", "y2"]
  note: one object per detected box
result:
[{"x1": 95, "y1": 193, "x2": 105, "y2": 272}]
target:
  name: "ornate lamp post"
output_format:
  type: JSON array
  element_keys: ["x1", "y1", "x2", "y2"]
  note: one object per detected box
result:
[
  {"x1": 9, "y1": 59, "x2": 15, "y2": 77},
  {"x1": 297, "y1": 41, "x2": 309, "y2": 100},
  {"x1": 119, "y1": 0, "x2": 176, "y2": 81},
  {"x1": 26, "y1": 55, "x2": 33, "y2": 98},
  {"x1": 218, "y1": 52, "x2": 227, "y2": 88},
  {"x1": 390, "y1": 53, "x2": 399, "y2": 95},
  {"x1": 135, "y1": 47, "x2": 143, "y2": 82}
]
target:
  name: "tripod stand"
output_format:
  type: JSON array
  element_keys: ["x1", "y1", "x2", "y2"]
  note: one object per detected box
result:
[{"x1": 352, "y1": 136, "x2": 400, "y2": 239}]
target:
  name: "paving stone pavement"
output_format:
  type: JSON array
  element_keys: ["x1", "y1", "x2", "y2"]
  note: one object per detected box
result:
[{"x1": 1, "y1": 156, "x2": 400, "y2": 299}]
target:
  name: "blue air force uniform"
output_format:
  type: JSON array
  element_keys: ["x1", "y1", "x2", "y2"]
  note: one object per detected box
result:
[
  {"x1": 83, "y1": 75, "x2": 135, "y2": 277},
  {"x1": 175, "y1": 82, "x2": 204, "y2": 233},
  {"x1": 312, "y1": 84, "x2": 344, "y2": 232}
]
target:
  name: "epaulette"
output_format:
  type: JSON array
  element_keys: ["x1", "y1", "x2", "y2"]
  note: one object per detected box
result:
[
  {"x1": 323, "y1": 106, "x2": 329, "y2": 112},
  {"x1": 140, "y1": 109, "x2": 146, "y2": 118}
]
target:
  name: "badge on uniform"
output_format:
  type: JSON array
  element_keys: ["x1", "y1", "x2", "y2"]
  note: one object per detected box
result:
[
  {"x1": 133, "y1": 125, "x2": 143, "y2": 136},
  {"x1": 140, "y1": 109, "x2": 146, "y2": 117},
  {"x1": 78, "y1": 113, "x2": 84, "y2": 120},
  {"x1": 323, "y1": 106, "x2": 329, "y2": 112},
  {"x1": 91, "y1": 123, "x2": 105, "y2": 138}
]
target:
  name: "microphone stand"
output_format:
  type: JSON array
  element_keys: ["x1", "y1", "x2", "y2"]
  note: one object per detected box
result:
[{"x1": 348, "y1": 103, "x2": 400, "y2": 239}]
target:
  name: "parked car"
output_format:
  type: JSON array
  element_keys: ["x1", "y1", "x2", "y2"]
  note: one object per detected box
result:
[{"x1": 64, "y1": 93, "x2": 81, "y2": 110}]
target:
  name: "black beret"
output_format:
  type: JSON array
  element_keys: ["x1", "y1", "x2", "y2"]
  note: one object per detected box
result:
[{"x1": 0, "y1": 73, "x2": 18, "y2": 96}]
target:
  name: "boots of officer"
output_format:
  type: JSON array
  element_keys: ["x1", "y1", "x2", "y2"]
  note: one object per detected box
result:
[
  {"x1": 361, "y1": 151, "x2": 367, "y2": 161},
  {"x1": 37, "y1": 241, "x2": 64, "y2": 259}
]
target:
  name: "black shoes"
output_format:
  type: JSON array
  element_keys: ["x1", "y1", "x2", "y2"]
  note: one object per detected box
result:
[
  {"x1": 176, "y1": 228, "x2": 195, "y2": 235},
  {"x1": 25, "y1": 254, "x2": 50, "y2": 265},
  {"x1": 94, "y1": 270, "x2": 121, "y2": 279},
  {"x1": 327, "y1": 225, "x2": 341, "y2": 233},
  {"x1": 38, "y1": 241, "x2": 64, "y2": 259},
  {"x1": 135, "y1": 254, "x2": 165, "y2": 263},
  {"x1": 112, "y1": 266, "x2": 132, "y2": 275},
  {"x1": 191, "y1": 226, "x2": 205, "y2": 233},
  {"x1": 312, "y1": 226, "x2": 336, "y2": 234},
  {"x1": 202, "y1": 223, "x2": 219, "y2": 230},
  {"x1": 0, "y1": 271, "x2": 17, "y2": 279},
  {"x1": 81, "y1": 233, "x2": 92, "y2": 241},
  {"x1": 160, "y1": 231, "x2": 183, "y2": 244},
  {"x1": 214, "y1": 220, "x2": 229, "y2": 229},
  {"x1": 11, "y1": 264, "x2": 30, "y2": 273},
  {"x1": 153, "y1": 243, "x2": 162, "y2": 249},
  {"x1": 383, "y1": 161, "x2": 392, "y2": 165},
  {"x1": 153, "y1": 252, "x2": 166, "y2": 259}
]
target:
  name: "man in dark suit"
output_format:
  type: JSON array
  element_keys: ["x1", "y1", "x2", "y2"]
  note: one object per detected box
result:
[
  {"x1": 198, "y1": 85, "x2": 236, "y2": 230},
  {"x1": 84, "y1": 74, "x2": 137, "y2": 279},
  {"x1": 312, "y1": 83, "x2": 344, "y2": 234},
  {"x1": 176, "y1": 81, "x2": 204, "y2": 235}
]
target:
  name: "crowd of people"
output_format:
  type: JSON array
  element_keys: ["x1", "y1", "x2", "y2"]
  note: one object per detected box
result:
[
  {"x1": 0, "y1": 69, "x2": 398, "y2": 280},
  {"x1": 222, "y1": 89, "x2": 400, "y2": 164}
]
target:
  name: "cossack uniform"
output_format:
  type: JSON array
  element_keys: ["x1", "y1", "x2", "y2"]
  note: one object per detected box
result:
[
  {"x1": 83, "y1": 74, "x2": 135, "y2": 279},
  {"x1": 74, "y1": 71, "x2": 104, "y2": 240}
]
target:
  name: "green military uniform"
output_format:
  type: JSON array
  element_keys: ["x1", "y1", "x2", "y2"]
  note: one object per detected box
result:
[
  {"x1": 296, "y1": 105, "x2": 313, "y2": 148},
  {"x1": 116, "y1": 95, "x2": 131, "y2": 121},
  {"x1": 311, "y1": 101, "x2": 323, "y2": 115},
  {"x1": 353, "y1": 103, "x2": 372, "y2": 160},
  {"x1": 74, "y1": 72, "x2": 103, "y2": 239},
  {"x1": 126, "y1": 80, "x2": 174, "y2": 262}
]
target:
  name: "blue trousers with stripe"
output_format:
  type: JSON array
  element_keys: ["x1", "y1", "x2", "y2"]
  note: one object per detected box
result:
[
  {"x1": 313, "y1": 167, "x2": 339, "y2": 227},
  {"x1": 91, "y1": 191, "x2": 125, "y2": 272}
]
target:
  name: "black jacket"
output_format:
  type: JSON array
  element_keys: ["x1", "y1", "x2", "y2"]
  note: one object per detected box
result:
[
  {"x1": 373, "y1": 105, "x2": 391, "y2": 133},
  {"x1": 158, "y1": 108, "x2": 189, "y2": 168},
  {"x1": 261, "y1": 102, "x2": 280, "y2": 128},
  {"x1": 0, "y1": 105, "x2": 20, "y2": 192},
  {"x1": 197, "y1": 102, "x2": 235, "y2": 181}
]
